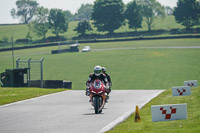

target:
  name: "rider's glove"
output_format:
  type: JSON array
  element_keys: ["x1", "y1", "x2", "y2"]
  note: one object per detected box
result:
[
  {"x1": 85, "y1": 86, "x2": 90, "y2": 96},
  {"x1": 104, "y1": 85, "x2": 109, "y2": 90}
]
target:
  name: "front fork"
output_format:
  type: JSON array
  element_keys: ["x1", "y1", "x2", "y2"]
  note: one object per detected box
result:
[{"x1": 90, "y1": 94, "x2": 106, "y2": 108}]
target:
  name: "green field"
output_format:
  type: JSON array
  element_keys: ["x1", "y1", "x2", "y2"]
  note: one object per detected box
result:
[
  {"x1": 0, "y1": 16, "x2": 186, "y2": 42},
  {"x1": 107, "y1": 87, "x2": 200, "y2": 133},
  {"x1": 0, "y1": 38, "x2": 200, "y2": 90}
]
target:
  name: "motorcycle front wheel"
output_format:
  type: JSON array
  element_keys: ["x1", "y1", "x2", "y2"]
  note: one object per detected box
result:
[{"x1": 94, "y1": 97, "x2": 101, "y2": 114}]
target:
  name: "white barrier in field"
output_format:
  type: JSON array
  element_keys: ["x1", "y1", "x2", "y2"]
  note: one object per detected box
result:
[
  {"x1": 151, "y1": 104, "x2": 187, "y2": 122},
  {"x1": 184, "y1": 80, "x2": 198, "y2": 87},
  {"x1": 172, "y1": 86, "x2": 191, "y2": 96}
]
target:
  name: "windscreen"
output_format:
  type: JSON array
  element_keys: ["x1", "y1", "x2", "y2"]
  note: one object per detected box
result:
[{"x1": 94, "y1": 80, "x2": 102, "y2": 89}]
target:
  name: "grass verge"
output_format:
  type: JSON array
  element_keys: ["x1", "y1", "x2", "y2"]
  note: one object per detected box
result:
[
  {"x1": 107, "y1": 87, "x2": 200, "y2": 133},
  {"x1": 0, "y1": 87, "x2": 67, "y2": 105}
]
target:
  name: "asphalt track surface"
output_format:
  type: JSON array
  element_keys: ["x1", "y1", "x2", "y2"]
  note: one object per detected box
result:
[
  {"x1": 1, "y1": 46, "x2": 199, "y2": 59},
  {"x1": 0, "y1": 90, "x2": 164, "y2": 133}
]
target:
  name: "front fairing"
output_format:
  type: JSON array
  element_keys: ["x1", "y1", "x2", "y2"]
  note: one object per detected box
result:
[
  {"x1": 89, "y1": 80, "x2": 105, "y2": 95},
  {"x1": 89, "y1": 81, "x2": 106, "y2": 107}
]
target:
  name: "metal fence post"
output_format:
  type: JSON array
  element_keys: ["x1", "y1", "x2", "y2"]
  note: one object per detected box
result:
[
  {"x1": 40, "y1": 58, "x2": 44, "y2": 88},
  {"x1": 16, "y1": 58, "x2": 20, "y2": 68},
  {"x1": 28, "y1": 58, "x2": 31, "y2": 87}
]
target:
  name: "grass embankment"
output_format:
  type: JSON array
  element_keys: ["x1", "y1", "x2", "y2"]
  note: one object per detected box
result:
[
  {"x1": 107, "y1": 87, "x2": 200, "y2": 133},
  {"x1": 0, "y1": 87, "x2": 67, "y2": 105},
  {"x1": 0, "y1": 16, "x2": 189, "y2": 42},
  {"x1": 0, "y1": 21, "x2": 78, "y2": 41},
  {"x1": 0, "y1": 39, "x2": 200, "y2": 90}
]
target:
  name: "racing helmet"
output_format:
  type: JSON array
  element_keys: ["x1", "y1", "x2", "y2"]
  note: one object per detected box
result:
[
  {"x1": 102, "y1": 67, "x2": 106, "y2": 73},
  {"x1": 94, "y1": 65, "x2": 102, "y2": 76}
]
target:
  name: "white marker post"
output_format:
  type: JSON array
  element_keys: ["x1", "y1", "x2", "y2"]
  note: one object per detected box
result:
[
  {"x1": 151, "y1": 104, "x2": 187, "y2": 122},
  {"x1": 184, "y1": 80, "x2": 198, "y2": 87},
  {"x1": 172, "y1": 86, "x2": 191, "y2": 96}
]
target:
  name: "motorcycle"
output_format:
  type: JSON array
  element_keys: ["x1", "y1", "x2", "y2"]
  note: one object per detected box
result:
[{"x1": 89, "y1": 79, "x2": 108, "y2": 114}]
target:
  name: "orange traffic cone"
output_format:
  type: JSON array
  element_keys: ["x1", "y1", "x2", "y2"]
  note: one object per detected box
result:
[{"x1": 135, "y1": 105, "x2": 141, "y2": 122}]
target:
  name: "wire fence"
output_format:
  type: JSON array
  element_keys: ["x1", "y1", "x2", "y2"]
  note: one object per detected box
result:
[{"x1": 16, "y1": 58, "x2": 44, "y2": 88}]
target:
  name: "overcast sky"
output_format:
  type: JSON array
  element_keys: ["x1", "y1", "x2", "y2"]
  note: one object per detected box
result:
[{"x1": 0, "y1": 0, "x2": 178, "y2": 24}]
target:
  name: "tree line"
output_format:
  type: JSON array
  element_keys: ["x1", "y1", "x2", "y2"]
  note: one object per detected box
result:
[{"x1": 10, "y1": 0, "x2": 200, "y2": 40}]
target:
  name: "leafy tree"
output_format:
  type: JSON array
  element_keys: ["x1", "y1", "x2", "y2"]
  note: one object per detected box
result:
[
  {"x1": 11, "y1": 0, "x2": 39, "y2": 24},
  {"x1": 140, "y1": 0, "x2": 166, "y2": 31},
  {"x1": 92, "y1": 0, "x2": 124, "y2": 34},
  {"x1": 2, "y1": 37, "x2": 9, "y2": 43},
  {"x1": 26, "y1": 23, "x2": 32, "y2": 42},
  {"x1": 74, "y1": 4, "x2": 93, "y2": 21},
  {"x1": 48, "y1": 9, "x2": 69, "y2": 38},
  {"x1": 125, "y1": 1, "x2": 143, "y2": 32},
  {"x1": 74, "y1": 20, "x2": 92, "y2": 35},
  {"x1": 64, "y1": 10, "x2": 74, "y2": 21},
  {"x1": 165, "y1": 6, "x2": 173, "y2": 15},
  {"x1": 173, "y1": 0, "x2": 200, "y2": 29},
  {"x1": 32, "y1": 7, "x2": 49, "y2": 40}
]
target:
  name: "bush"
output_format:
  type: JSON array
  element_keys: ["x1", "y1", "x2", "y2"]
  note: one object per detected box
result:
[
  {"x1": 46, "y1": 36, "x2": 66, "y2": 42},
  {"x1": 0, "y1": 40, "x2": 4, "y2": 43},
  {"x1": 15, "y1": 39, "x2": 29, "y2": 43},
  {"x1": 2, "y1": 37, "x2": 9, "y2": 43}
]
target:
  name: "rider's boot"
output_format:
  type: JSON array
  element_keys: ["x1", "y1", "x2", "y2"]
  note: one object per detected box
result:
[
  {"x1": 99, "y1": 109, "x2": 102, "y2": 113},
  {"x1": 106, "y1": 94, "x2": 109, "y2": 102}
]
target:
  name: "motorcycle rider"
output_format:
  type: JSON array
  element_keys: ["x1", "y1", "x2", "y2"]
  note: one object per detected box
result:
[
  {"x1": 85, "y1": 65, "x2": 109, "y2": 96},
  {"x1": 102, "y1": 67, "x2": 112, "y2": 93}
]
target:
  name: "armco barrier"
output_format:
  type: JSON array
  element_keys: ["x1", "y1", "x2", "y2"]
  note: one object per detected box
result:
[
  {"x1": 78, "y1": 35, "x2": 200, "y2": 43},
  {"x1": 1, "y1": 35, "x2": 200, "y2": 52},
  {"x1": 0, "y1": 42, "x2": 74, "y2": 52}
]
